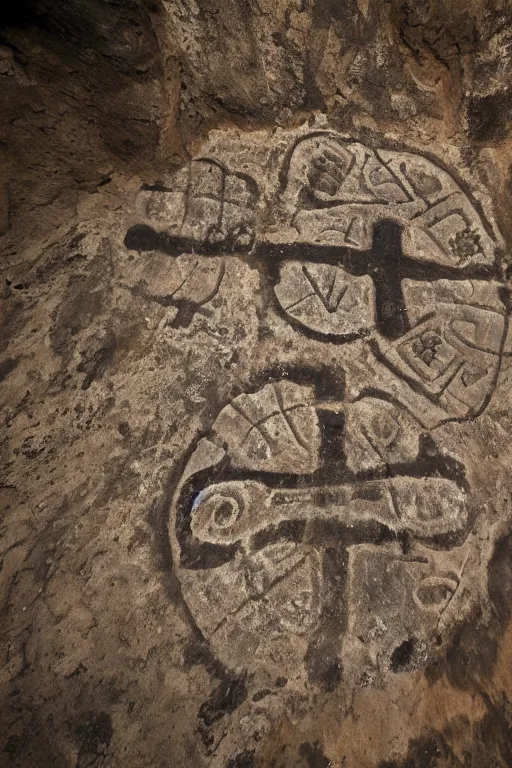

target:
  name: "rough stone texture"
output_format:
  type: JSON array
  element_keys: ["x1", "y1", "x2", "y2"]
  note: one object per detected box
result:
[{"x1": 3, "y1": 2, "x2": 512, "y2": 768}]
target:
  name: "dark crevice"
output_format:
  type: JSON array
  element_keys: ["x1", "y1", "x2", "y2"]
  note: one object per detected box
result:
[{"x1": 390, "y1": 637, "x2": 416, "y2": 672}]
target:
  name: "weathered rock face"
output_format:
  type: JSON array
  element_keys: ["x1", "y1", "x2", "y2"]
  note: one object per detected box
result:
[{"x1": 2, "y1": 3, "x2": 512, "y2": 768}]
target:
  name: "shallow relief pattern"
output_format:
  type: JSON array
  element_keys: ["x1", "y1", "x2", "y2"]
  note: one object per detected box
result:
[{"x1": 124, "y1": 125, "x2": 510, "y2": 714}]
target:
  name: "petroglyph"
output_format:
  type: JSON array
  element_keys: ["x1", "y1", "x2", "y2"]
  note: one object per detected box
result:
[
  {"x1": 136, "y1": 158, "x2": 259, "y2": 252},
  {"x1": 189, "y1": 476, "x2": 467, "y2": 545},
  {"x1": 211, "y1": 382, "x2": 321, "y2": 475},
  {"x1": 122, "y1": 123, "x2": 509, "y2": 692},
  {"x1": 342, "y1": 541, "x2": 471, "y2": 675},
  {"x1": 274, "y1": 264, "x2": 375, "y2": 338},
  {"x1": 281, "y1": 135, "x2": 496, "y2": 268}
]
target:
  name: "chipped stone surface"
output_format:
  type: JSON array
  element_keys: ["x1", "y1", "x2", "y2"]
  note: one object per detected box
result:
[{"x1": 3, "y1": 3, "x2": 512, "y2": 768}]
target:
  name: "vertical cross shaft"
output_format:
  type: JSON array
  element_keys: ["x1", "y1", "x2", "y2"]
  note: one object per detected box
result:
[{"x1": 367, "y1": 219, "x2": 410, "y2": 340}]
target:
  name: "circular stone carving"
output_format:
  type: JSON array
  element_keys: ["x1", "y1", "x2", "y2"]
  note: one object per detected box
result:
[{"x1": 123, "y1": 125, "x2": 509, "y2": 688}]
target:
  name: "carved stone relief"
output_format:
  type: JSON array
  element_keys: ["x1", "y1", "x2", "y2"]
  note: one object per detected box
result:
[{"x1": 124, "y1": 124, "x2": 509, "y2": 706}]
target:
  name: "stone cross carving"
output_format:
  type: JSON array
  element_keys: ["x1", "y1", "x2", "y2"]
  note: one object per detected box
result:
[{"x1": 125, "y1": 127, "x2": 510, "y2": 694}]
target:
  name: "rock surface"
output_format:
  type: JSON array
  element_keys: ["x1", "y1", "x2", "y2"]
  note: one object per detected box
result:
[{"x1": 2, "y1": 2, "x2": 512, "y2": 767}]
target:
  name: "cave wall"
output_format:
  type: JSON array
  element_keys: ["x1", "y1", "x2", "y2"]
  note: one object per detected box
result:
[{"x1": 2, "y1": 3, "x2": 512, "y2": 768}]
